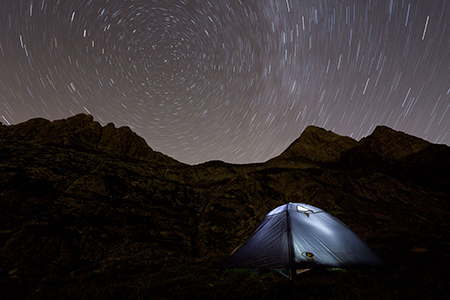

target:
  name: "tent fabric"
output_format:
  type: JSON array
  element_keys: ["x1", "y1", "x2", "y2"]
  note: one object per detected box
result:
[{"x1": 220, "y1": 203, "x2": 384, "y2": 269}]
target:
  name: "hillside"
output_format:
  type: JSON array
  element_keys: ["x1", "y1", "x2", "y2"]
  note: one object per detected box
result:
[{"x1": 1, "y1": 114, "x2": 449, "y2": 299}]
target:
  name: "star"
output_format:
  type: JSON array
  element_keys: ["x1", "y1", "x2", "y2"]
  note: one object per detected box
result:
[{"x1": 1, "y1": 0, "x2": 449, "y2": 164}]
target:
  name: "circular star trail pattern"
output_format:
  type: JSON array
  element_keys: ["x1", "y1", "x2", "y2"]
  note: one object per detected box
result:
[{"x1": 1, "y1": 0, "x2": 449, "y2": 164}]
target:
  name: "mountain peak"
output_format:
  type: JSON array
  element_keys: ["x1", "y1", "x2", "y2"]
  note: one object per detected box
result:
[
  {"x1": 0, "y1": 114, "x2": 180, "y2": 165},
  {"x1": 361, "y1": 125, "x2": 431, "y2": 162},
  {"x1": 275, "y1": 125, "x2": 358, "y2": 163}
]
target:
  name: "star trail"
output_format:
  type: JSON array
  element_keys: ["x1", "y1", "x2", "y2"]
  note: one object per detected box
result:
[{"x1": 1, "y1": 0, "x2": 449, "y2": 164}]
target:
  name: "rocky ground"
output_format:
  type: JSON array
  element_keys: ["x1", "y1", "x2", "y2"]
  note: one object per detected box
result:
[{"x1": 1, "y1": 114, "x2": 449, "y2": 299}]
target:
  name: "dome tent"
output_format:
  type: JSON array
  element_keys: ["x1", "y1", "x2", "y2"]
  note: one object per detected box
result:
[{"x1": 220, "y1": 203, "x2": 384, "y2": 270}]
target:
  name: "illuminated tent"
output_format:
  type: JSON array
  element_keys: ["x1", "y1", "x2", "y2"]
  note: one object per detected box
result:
[{"x1": 220, "y1": 203, "x2": 384, "y2": 269}]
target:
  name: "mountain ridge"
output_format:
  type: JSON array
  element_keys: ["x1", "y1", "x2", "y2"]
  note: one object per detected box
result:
[
  {"x1": 1, "y1": 114, "x2": 449, "y2": 299},
  {"x1": 3, "y1": 113, "x2": 444, "y2": 166},
  {"x1": 0, "y1": 114, "x2": 181, "y2": 165}
]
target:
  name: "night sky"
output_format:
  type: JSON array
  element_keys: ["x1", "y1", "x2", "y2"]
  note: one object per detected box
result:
[{"x1": 1, "y1": 0, "x2": 449, "y2": 164}]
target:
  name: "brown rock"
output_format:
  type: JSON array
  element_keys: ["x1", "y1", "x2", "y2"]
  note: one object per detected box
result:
[
  {"x1": 274, "y1": 126, "x2": 359, "y2": 163},
  {"x1": 361, "y1": 125, "x2": 431, "y2": 162},
  {"x1": 0, "y1": 114, "x2": 181, "y2": 165},
  {"x1": 0, "y1": 115, "x2": 449, "y2": 299}
]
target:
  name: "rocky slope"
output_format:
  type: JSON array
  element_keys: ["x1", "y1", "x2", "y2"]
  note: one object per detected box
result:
[
  {"x1": 0, "y1": 114, "x2": 179, "y2": 165},
  {"x1": 1, "y1": 114, "x2": 449, "y2": 299}
]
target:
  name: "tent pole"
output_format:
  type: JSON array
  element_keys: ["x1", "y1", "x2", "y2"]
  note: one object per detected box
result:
[{"x1": 286, "y1": 203, "x2": 295, "y2": 274}]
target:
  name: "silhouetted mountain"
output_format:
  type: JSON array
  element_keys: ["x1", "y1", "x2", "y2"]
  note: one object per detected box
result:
[
  {"x1": 0, "y1": 114, "x2": 180, "y2": 165},
  {"x1": 271, "y1": 125, "x2": 359, "y2": 163},
  {"x1": 1, "y1": 115, "x2": 449, "y2": 299}
]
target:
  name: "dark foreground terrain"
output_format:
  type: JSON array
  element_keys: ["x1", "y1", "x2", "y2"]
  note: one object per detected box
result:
[{"x1": 1, "y1": 114, "x2": 449, "y2": 299}]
